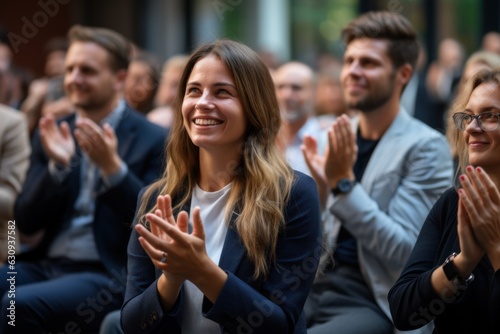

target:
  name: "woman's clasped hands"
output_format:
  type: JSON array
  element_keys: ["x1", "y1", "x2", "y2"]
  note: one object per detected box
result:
[
  {"x1": 458, "y1": 166, "x2": 500, "y2": 271},
  {"x1": 135, "y1": 195, "x2": 208, "y2": 281}
]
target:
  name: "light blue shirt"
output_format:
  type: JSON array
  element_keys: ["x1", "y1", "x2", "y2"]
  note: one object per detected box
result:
[
  {"x1": 285, "y1": 117, "x2": 328, "y2": 176},
  {"x1": 48, "y1": 100, "x2": 128, "y2": 261}
]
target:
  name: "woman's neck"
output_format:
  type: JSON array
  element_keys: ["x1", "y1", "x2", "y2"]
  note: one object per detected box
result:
[{"x1": 197, "y1": 149, "x2": 242, "y2": 192}]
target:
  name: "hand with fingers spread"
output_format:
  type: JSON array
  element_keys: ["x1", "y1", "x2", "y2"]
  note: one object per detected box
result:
[
  {"x1": 135, "y1": 195, "x2": 227, "y2": 308},
  {"x1": 458, "y1": 166, "x2": 500, "y2": 269},
  {"x1": 136, "y1": 196, "x2": 187, "y2": 282},
  {"x1": 324, "y1": 114, "x2": 357, "y2": 188},
  {"x1": 134, "y1": 195, "x2": 190, "y2": 310},
  {"x1": 145, "y1": 208, "x2": 207, "y2": 277},
  {"x1": 302, "y1": 135, "x2": 329, "y2": 205},
  {"x1": 74, "y1": 118, "x2": 122, "y2": 176},
  {"x1": 39, "y1": 115, "x2": 75, "y2": 166}
]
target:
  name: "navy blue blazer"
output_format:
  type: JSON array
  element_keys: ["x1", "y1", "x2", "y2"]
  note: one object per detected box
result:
[
  {"x1": 121, "y1": 172, "x2": 322, "y2": 333},
  {"x1": 14, "y1": 105, "x2": 167, "y2": 275}
]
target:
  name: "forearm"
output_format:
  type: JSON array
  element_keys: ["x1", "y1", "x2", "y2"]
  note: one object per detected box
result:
[
  {"x1": 156, "y1": 274, "x2": 183, "y2": 312},
  {"x1": 15, "y1": 165, "x2": 70, "y2": 234},
  {"x1": 330, "y1": 186, "x2": 418, "y2": 267},
  {"x1": 430, "y1": 260, "x2": 468, "y2": 299},
  {"x1": 190, "y1": 261, "x2": 227, "y2": 304}
]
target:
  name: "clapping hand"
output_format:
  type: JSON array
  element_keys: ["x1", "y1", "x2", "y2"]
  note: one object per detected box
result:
[
  {"x1": 458, "y1": 166, "x2": 500, "y2": 270},
  {"x1": 135, "y1": 195, "x2": 212, "y2": 283},
  {"x1": 323, "y1": 114, "x2": 357, "y2": 188},
  {"x1": 39, "y1": 115, "x2": 75, "y2": 166},
  {"x1": 74, "y1": 118, "x2": 122, "y2": 176},
  {"x1": 302, "y1": 114, "x2": 357, "y2": 206},
  {"x1": 302, "y1": 135, "x2": 328, "y2": 206}
]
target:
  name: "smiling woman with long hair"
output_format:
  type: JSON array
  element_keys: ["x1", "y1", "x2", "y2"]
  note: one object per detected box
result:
[{"x1": 120, "y1": 39, "x2": 322, "y2": 334}]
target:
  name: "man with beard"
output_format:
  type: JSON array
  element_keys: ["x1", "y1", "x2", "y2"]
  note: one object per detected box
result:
[
  {"x1": 274, "y1": 61, "x2": 327, "y2": 176},
  {"x1": 302, "y1": 11, "x2": 453, "y2": 334},
  {"x1": 0, "y1": 25, "x2": 165, "y2": 333}
]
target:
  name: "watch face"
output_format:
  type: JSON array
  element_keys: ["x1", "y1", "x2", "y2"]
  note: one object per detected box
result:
[{"x1": 338, "y1": 179, "x2": 353, "y2": 193}]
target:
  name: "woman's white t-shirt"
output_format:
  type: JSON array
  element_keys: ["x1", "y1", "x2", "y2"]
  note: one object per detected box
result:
[{"x1": 181, "y1": 182, "x2": 231, "y2": 333}]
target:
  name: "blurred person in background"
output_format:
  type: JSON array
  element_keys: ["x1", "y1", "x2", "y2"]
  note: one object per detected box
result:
[
  {"x1": 314, "y1": 64, "x2": 356, "y2": 130},
  {"x1": 21, "y1": 37, "x2": 73, "y2": 136},
  {"x1": 0, "y1": 30, "x2": 33, "y2": 111},
  {"x1": 274, "y1": 61, "x2": 327, "y2": 176},
  {"x1": 124, "y1": 51, "x2": 160, "y2": 114},
  {"x1": 425, "y1": 38, "x2": 465, "y2": 133},
  {"x1": 0, "y1": 104, "x2": 30, "y2": 263},
  {"x1": 147, "y1": 55, "x2": 188, "y2": 128},
  {"x1": 0, "y1": 25, "x2": 165, "y2": 333},
  {"x1": 481, "y1": 31, "x2": 500, "y2": 56}
]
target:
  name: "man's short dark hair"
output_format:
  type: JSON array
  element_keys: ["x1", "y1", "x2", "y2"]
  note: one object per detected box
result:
[
  {"x1": 342, "y1": 11, "x2": 419, "y2": 71},
  {"x1": 67, "y1": 25, "x2": 130, "y2": 72}
]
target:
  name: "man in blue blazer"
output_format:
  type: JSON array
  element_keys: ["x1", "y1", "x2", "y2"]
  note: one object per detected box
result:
[
  {"x1": 303, "y1": 11, "x2": 454, "y2": 334},
  {"x1": 0, "y1": 25, "x2": 165, "y2": 333}
]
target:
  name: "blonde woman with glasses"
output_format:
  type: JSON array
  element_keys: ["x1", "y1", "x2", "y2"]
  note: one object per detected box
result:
[{"x1": 389, "y1": 68, "x2": 500, "y2": 333}]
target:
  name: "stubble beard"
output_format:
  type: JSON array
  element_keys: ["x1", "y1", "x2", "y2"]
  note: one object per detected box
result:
[{"x1": 346, "y1": 93, "x2": 392, "y2": 114}]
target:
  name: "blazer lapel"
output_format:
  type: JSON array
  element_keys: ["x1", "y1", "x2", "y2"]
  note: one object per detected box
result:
[
  {"x1": 114, "y1": 107, "x2": 138, "y2": 162},
  {"x1": 360, "y1": 108, "x2": 410, "y2": 194}
]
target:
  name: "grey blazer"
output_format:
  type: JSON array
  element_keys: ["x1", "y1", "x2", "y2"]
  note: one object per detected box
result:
[{"x1": 324, "y1": 108, "x2": 453, "y2": 333}]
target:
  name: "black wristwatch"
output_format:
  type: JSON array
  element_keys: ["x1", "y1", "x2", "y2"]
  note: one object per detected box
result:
[
  {"x1": 331, "y1": 178, "x2": 357, "y2": 195},
  {"x1": 442, "y1": 252, "x2": 475, "y2": 287}
]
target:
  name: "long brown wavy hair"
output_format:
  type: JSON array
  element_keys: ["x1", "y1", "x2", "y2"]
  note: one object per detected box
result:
[{"x1": 138, "y1": 39, "x2": 294, "y2": 279}]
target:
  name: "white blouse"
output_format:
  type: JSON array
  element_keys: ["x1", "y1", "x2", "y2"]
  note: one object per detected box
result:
[{"x1": 181, "y1": 182, "x2": 231, "y2": 333}]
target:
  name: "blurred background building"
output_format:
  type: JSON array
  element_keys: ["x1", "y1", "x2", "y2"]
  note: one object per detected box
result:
[{"x1": 0, "y1": 0, "x2": 497, "y2": 79}]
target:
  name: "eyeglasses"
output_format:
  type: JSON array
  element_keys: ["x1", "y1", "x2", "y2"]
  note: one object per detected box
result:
[{"x1": 453, "y1": 112, "x2": 500, "y2": 131}]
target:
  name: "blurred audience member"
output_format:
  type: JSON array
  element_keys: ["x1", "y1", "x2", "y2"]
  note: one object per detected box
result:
[
  {"x1": 0, "y1": 25, "x2": 165, "y2": 333},
  {"x1": 481, "y1": 31, "x2": 500, "y2": 55},
  {"x1": 0, "y1": 27, "x2": 33, "y2": 109},
  {"x1": 314, "y1": 65, "x2": 355, "y2": 130},
  {"x1": 0, "y1": 33, "x2": 12, "y2": 73},
  {"x1": 257, "y1": 49, "x2": 280, "y2": 75},
  {"x1": 124, "y1": 51, "x2": 160, "y2": 114},
  {"x1": 0, "y1": 104, "x2": 30, "y2": 263},
  {"x1": 426, "y1": 38, "x2": 465, "y2": 132},
  {"x1": 147, "y1": 55, "x2": 188, "y2": 128},
  {"x1": 274, "y1": 61, "x2": 326, "y2": 176},
  {"x1": 316, "y1": 53, "x2": 341, "y2": 73},
  {"x1": 21, "y1": 37, "x2": 72, "y2": 136},
  {"x1": 401, "y1": 40, "x2": 432, "y2": 118}
]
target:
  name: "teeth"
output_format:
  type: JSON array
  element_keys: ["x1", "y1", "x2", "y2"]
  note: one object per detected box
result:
[{"x1": 194, "y1": 119, "x2": 222, "y2": 126}]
